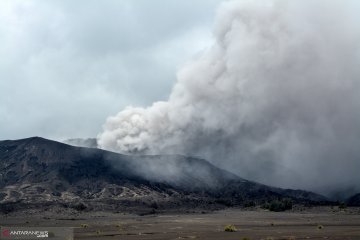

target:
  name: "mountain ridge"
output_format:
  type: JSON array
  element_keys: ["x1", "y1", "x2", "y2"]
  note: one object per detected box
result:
[{"x1": 0, "y1": 137, "x2": 328, "y2": 213}]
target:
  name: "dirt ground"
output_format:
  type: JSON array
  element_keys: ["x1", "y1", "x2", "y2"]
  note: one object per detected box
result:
[{"x1": 1, "y1": 207, "x2": 360, "y2": 240}]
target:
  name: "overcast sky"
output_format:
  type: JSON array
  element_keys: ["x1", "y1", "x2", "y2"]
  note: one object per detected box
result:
[{"x1": 0, "y1": 0, "x2": 224, "y2": 140}]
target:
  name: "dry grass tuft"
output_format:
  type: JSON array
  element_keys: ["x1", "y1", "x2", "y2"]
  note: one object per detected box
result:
[{"x1": 224, "y1": 224, "x2": 237, "y2": 232}]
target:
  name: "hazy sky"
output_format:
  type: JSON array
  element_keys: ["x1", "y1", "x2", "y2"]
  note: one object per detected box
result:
[{"x1": 0, "y1": 0, "x2": 223, "y2": 140}]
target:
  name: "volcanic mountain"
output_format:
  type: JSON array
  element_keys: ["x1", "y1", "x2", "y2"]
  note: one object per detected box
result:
[{"x1": 0, "y1": 137, "x2": 326, "y2": 213}]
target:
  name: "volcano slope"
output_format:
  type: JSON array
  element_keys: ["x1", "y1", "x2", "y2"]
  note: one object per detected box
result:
[{"x1": 0, "y1": 137, "x2": 327, "y2": 214}]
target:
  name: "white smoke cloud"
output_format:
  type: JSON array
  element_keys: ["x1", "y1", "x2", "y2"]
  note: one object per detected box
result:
[{"x1": 98, "y1": 0, "x2": 360, "y2": 197}]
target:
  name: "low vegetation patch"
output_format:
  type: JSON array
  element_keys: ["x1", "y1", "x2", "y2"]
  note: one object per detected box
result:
[
  {"x1": 243, "y1": 200, "x2": 256, "y2": 208},
  {"x1": 72, "y1": 202, "x2": 87, "y2": 211},
  {"x1": 224, "y1": 224, "x2": 237, "y2": 232},
  {"x1": 338, "y1": 202, "x2": 347, "y2": 210},
  {"x1": 80, "y1": 224, "x2": 89, "y2": 228},
  {"x1": 262, "y1": 198, "x2": 293, "y2": 212}
]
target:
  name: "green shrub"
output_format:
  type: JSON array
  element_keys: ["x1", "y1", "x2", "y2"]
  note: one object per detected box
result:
[
  {"x1": 263, "y1": 198, "x2": 293, "y2": 212},
  {"x1": 80, "y1": 224, "x2": 88, "y2": 228},
  {"x1": 339, "y1": 202, "x2": 347, "y2": 209},
  {"x1": 243, "y1": 200, "x2": 256, "y2": 208},
  {"x1": 73, "y1": 202, "x2": 87, "y2": 211},
  {"x1": 270, "y1": 200, "x2": 283, "y2": 211},
  {"x1": 282, "y1": 198, "x2": 293, "y2": 209},
  {"x1": 224, "y1": 225, "x2": 237, "y2": 232}
]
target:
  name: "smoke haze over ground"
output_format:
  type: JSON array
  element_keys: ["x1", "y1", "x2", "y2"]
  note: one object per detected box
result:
[{"x1": 98, "y1": 0, "x2": 360, "y2": 197}]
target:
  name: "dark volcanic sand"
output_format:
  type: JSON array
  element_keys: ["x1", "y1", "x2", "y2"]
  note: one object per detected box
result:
[{"x1": 1, "y1": 207, "x2": 360, "y2": 240}]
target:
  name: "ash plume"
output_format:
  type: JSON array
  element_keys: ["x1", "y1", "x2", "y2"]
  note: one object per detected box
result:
[{"x1": 98, "y1": 0, "x2": 360, "y2": 197}]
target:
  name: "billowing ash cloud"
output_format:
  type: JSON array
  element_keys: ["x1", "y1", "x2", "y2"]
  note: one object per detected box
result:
[{"x1": 98, "y1": 0, "x2": 360, "y2": 197}]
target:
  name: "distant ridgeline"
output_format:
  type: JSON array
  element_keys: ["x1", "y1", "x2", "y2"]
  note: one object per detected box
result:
[{"x1": 0, "y1": 137, "x2": 338, "y2": 214}]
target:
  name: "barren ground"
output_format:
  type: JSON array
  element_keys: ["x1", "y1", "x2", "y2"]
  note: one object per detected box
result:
[{"x1": 1, "y1": 207, "x2": 360, "y2": 240}]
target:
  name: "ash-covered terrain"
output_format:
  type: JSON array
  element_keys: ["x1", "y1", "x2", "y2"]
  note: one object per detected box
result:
[{"x1": 0, "y1": 137, "x2": 331, "y2": 215}]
